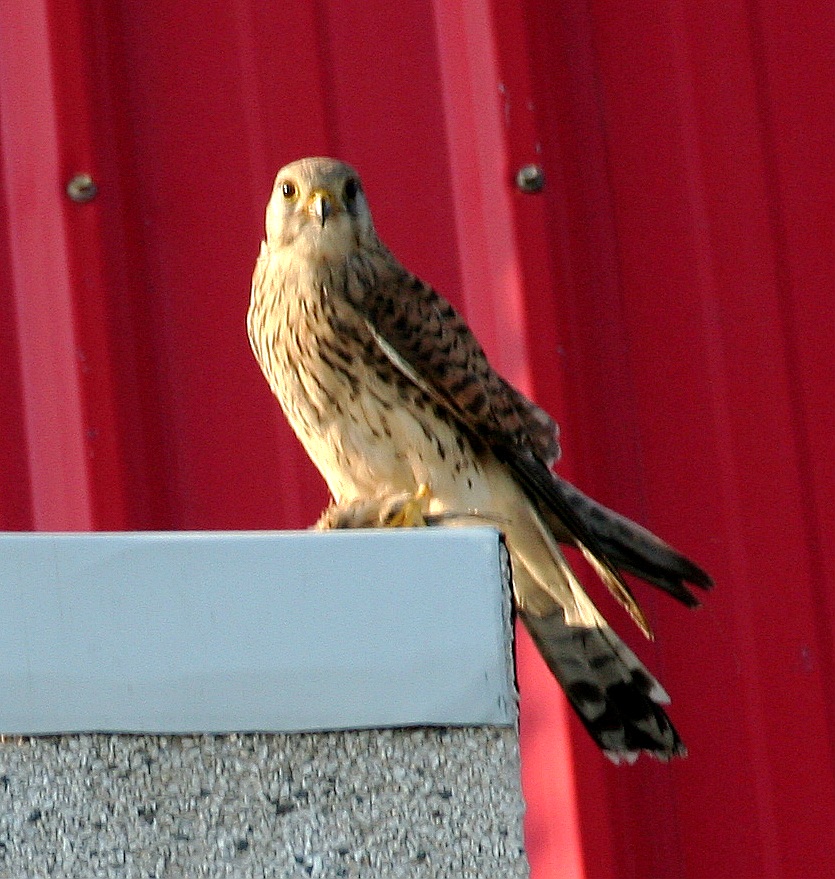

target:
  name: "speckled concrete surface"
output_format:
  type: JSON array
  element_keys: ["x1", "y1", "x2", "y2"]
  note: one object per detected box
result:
[{"x1": 0, "y1": 728, "x2": 529, "y2": 878}]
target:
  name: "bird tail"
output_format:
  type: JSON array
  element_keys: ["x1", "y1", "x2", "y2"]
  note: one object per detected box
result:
[
  {"x1": 485, "y1": 462, "x2": 691, "y2": 760},
  {"x1": 541, "y1": 476, "x2": 714, "y2": 607},
  {"x1": 519, "y1": 607, "x2": 686, "y2": 761},
  {"x1": 445, "y1": 458, "x2": 707, "y2": 759}
]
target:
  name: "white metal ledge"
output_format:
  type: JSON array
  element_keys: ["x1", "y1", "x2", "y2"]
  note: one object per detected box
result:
[{"x1": 0, "y1": 528, "x2": 515, "y2": 735}]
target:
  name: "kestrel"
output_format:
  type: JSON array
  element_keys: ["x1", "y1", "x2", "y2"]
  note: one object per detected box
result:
[{"x1": 248, "y1": 157, "x2": 712, "y2": 761}]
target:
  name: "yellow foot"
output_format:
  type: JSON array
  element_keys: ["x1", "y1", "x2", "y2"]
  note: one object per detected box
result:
[
  {"x1": 382, "y1": 483, "x2": 431, "y2": 528},
  {"x1": 313, "y1": 485, "x2": 432, "y2": 530}
]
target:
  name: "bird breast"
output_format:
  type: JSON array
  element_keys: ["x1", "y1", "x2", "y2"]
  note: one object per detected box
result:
[{"x1": 248, "y1": 253, "x2": 482, "y2": 506}]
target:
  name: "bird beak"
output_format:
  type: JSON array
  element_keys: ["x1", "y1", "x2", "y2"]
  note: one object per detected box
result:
[{"x1": 309, "y1": 189, "x2": 334, "y2": 227}]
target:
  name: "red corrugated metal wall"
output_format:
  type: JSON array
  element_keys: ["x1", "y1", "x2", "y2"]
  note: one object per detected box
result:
[
  {"x1": 1, "y1": 0, "x2": 832, "y2": 876},
  {"x1": 505, "y1": 2, "x2": 835, "y2": 877}
]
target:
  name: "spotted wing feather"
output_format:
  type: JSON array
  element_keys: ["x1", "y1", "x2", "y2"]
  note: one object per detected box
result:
[{"x1": 347, "y1": 255, "x2": 560, "y2": 466}]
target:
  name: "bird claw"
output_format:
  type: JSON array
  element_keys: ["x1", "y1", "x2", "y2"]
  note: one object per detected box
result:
[
  {"x1": 381, "y1": 483, "x2": 431, "y2": 528},
  {"x1": 314, "y1": 484, "x2": 432, "y2": 530}
]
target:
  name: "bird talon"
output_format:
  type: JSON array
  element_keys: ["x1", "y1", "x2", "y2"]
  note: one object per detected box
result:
[
  {"x1": 314, "y1": 486, "x2": 433, "y2": 530},
  {"x1": 382, "y1": 483, "x2": 432, "y2": 528}
]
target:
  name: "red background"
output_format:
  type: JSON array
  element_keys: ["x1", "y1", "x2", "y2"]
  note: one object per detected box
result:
[{"x1": 1, "y1": 0, "x2": 832, "y2": 875}]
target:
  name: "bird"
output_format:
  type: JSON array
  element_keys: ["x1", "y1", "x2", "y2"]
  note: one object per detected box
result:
[{"x1": 247, "y1": 156, "x2": 713, "y2": 762}]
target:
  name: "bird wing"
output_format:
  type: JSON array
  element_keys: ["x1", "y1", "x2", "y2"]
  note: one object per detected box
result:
[
  {"x1": 350, "y1": 258, "x2": 657, "y2": 634},
  {"x1": 357, "y1": 262, "x2": 560, "y2": 464}
]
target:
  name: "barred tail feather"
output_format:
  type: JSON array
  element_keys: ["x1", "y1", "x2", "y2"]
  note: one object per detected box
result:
[
  {"x1": 519, "y1": 609, "x2": 686, "y2": 761},
  {"x1": 495, "y1": 480, "x2": 687, "y2": 761}
]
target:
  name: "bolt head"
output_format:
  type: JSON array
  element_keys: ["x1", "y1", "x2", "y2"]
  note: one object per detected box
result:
[
  {"x1": 515, "y1": 164, "x2": 545, "y2": 194},
  {"x1": 66, "y1": 173, "x2": 98, "y2": 203}
]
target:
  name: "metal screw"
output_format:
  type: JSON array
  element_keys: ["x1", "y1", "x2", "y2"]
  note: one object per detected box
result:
[
  {"x1": 66, "y1": 173, "x2": 98, "y2": 203},
  {"x1": 515, "y1": 164, "x2": 545, "y2": 194}
]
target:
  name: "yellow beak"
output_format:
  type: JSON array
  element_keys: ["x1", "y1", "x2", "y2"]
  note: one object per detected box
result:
[{"x1": 309, "y1": 189, "x2": 335, "y2": 227}]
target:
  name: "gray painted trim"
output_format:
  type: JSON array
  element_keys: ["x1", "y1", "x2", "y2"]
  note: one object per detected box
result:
[{"x1": 0, "y1": 528, "x2": 515, "y2": 734}]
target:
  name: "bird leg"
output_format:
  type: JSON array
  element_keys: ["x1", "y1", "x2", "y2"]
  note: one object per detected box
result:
[{"x1": 314, "y1": 484, "x2": 432, "y2": 530}]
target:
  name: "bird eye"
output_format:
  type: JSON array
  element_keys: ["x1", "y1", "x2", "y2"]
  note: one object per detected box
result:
[
  {"x1": 343, "y1": 178, "x2": 360, "y2": 202},
  {"x1": 281, "y1": 181, "x2": 297, "y2": 200}
]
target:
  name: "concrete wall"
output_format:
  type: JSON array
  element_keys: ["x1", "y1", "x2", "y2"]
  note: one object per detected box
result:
[{"x1": 0, "y1": 728, "x2": 527, "y2": 878}]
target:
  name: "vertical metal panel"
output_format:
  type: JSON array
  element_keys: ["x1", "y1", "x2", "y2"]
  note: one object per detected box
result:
[
  {"x1": 0, "y1": 199, "x2": 33, "y2": 530},
  {"x1": 429, "y1": 5, "x2": 589, "y2": 875},
  {"x1": 0, "y1": 0, "x2": 96, "y2": 529},
  {"x1": 93, "y1": 0, "x2": 337, "y2": 529},
  {"x1": 0, "y1": 0, "x2": 832, "y2": 877}
]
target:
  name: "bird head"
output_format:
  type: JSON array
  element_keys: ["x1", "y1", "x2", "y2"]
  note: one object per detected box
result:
[{"x1": 264, "y1": 157, "x2": 375, "y2": 259}]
